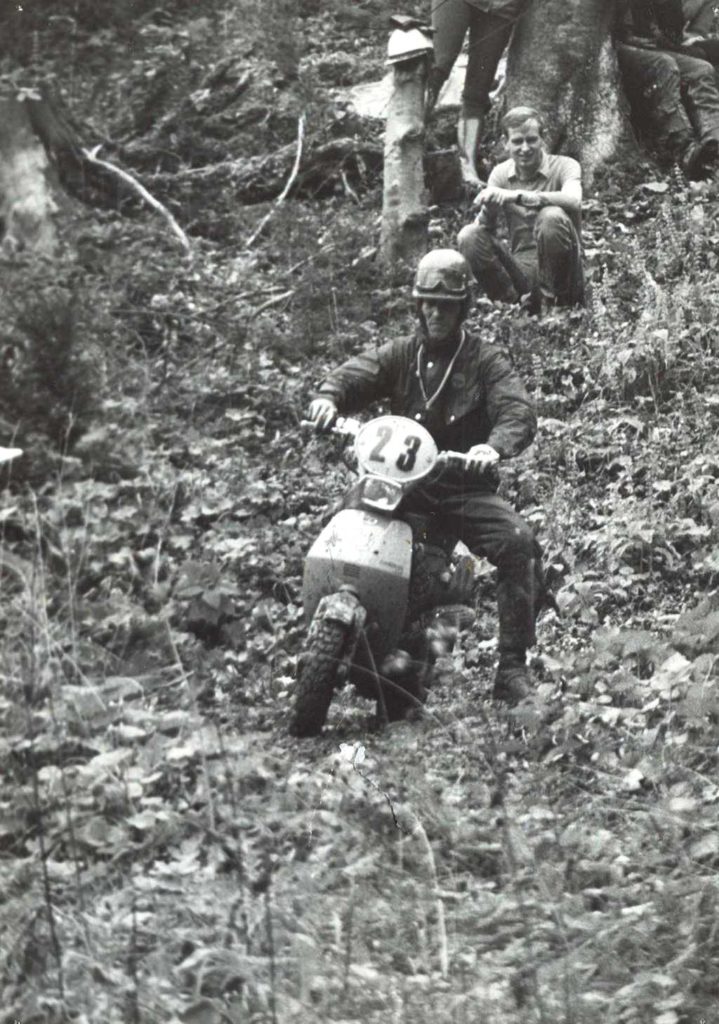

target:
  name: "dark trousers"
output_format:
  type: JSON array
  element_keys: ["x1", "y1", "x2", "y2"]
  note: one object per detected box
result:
[
  {"x1": 617, "y1": 44, "x2": 719, "y2": 154},
  {"x1": 430, "y1": 0, "x2": 514, "y2": 116},
  {"x1": 405, "y1": 486, "x2": 544, "y2": 654},
  {"x1": 457, "y1": 207, "x2": 585, "y2": 307}
]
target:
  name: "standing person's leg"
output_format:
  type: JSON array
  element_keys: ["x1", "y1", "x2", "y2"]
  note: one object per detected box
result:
[
  {"x1": 457, "y1": 222, "x2": 533, "y2": 302},
  {"x1": 533, "y1": 207, "x2": 584, "y2": 307},
  {"x1": 459, "y1": 10, "x2": 514, "y2": 184},
  {"x1": 439, "y1": 490, "x2": 547, "y2": 702},
  {"x1": 428, "y1": 0, "x2": 473, "y2": 113}
]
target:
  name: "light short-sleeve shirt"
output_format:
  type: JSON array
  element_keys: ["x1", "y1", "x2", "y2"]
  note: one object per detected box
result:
[
  {"x1": 483, "y1": 151, "x2": 582, "y2": 253},
  {"x1": 465, "y1": 0, "x2": 531, "y2": 21}
]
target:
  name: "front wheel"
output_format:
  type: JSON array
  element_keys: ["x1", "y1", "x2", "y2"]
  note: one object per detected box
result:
[{"x1": 289, "y1": 617, "x2": 349, "y2": 737}]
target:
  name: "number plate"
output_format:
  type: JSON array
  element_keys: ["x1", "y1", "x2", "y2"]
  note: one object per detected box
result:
[{"x1": 355, "y1": 415, "x2": 438, "y2": 483}]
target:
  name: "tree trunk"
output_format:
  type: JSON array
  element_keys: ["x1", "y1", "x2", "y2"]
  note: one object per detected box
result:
[
  {"x1": 0, "y1": 98, "x2": 65, "y2": 255},
  {"x1": 380, "y1": 58, "x2": 429, "y2": 269},
  {"x1": 506, "y1": 0, "x2": 630, "y2": 182}
]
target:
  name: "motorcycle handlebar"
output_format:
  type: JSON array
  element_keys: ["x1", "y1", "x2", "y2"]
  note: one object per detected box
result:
[
  {"x1": 301, "y1": 421, "x2": 497, "y2": 478},
  {"x1": 437, "y1": 450, "x2": 500, "y2": 480},
  {"x1": 300, "y1": 416, "x2": 360, "y2": 438}
]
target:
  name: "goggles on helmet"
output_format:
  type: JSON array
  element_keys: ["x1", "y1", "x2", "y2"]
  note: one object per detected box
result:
[
  {"x1": 412, "y1": 250, "x2": 471, "y2": 301},
  {"x1": 413, "y1": 267, "x2": 467, "y2": 299}
]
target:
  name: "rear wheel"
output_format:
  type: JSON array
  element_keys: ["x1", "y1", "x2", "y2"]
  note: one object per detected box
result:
[{"x1": 289, "y1": 618, "x2": 348, "y2": 737}]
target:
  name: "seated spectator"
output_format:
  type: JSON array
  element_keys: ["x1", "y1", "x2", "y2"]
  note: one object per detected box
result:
[
  {"x1": 457, "y1": 106, "x2": 584, "y2": 314},
  {"x1": 615, "y1": 0, "x2": 719, "y2": 177}
]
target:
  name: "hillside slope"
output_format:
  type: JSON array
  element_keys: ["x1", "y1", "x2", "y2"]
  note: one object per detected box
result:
[{"x1": 1, "y1": 3, "x2": 719, "y2": 1022}]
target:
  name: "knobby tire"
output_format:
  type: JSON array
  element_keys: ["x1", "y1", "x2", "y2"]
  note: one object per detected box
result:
[{"x1": 289, "y1": 617, "x2": 348, "y2": 737}]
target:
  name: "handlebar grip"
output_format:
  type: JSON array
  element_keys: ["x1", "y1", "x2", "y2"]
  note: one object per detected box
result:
[
  {"x1": 439, "y1": 450, "x2": 500, "y2": 480},
  {"x1": 300, "y1": 416, "x2": 360, "y2": 438},
  {"x1": 441, "y1": 452, "x2": 468, "y2": 470},
  {"x1": 334, "y1": 416, "x2": 360, "y2": 438}
]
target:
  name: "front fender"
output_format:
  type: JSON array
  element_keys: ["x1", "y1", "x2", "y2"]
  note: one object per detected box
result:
[{"x1": 315, "y1": 589, "x2": 366, "y2": 630}]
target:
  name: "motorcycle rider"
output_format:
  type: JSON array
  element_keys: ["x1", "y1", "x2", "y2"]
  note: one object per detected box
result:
[{"x1": 307, "y1": 248, "x2": 548, "y2": 704}]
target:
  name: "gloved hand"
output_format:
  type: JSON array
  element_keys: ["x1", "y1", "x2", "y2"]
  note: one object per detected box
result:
[
  {"x1": 307, "y1": 398, "x2": 338, "y2": 432},
  {"x1": 465, "y1": 443, "x2": 500, "y2": 474}
]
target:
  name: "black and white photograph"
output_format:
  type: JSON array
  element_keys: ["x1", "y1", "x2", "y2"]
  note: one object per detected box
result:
[{"x1": 1, "y1": 1, "x2": 719, "y2": 1021}]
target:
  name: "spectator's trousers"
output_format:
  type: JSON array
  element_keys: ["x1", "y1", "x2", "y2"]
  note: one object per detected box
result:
[
  {"x1": 617, "y1": 44, "x2": 719, "y2": 154},
  {"x1": 457, "y1": 206, "x2": 585, "y2": 307}
]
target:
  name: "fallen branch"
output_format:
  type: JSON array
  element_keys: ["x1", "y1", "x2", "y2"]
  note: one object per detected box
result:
[
  {"x1": 81, "y1": 146, "x2": 192, "y2": 254},
  {"x1": 142, "y1": 137, "x2": 382, "y2": 205},
  {"x1": 284, "y1": 243, "x2": 336, "y2": 277},
  {"x1": 245, "y1": 114, "x2": 305, "y2": 249},
  {"x1": 248, "y1": 289, "x2": 294, "y2": 320},
  {"x1": 340, "y1": 167, "x2": 360, "y2": 205}
]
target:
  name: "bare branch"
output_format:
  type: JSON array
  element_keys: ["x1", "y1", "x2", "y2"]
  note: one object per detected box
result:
[
  {"x1": 245, "y1": 114, "x2": 305, "y2": 249},
  {"x1": 248, "y1": 289, "x2": 294, "y2": 320},
  {"x1": 81, "y1": 147, "x2": 192, "y2": 254}
]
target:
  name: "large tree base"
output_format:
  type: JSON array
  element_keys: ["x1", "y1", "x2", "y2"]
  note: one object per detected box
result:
[
  {"x1": 506, "y1": 0, "x2": 635, "y2": 182},
  {"x1": 0, "y1": 97, "x2": 66, "y2": 255}
]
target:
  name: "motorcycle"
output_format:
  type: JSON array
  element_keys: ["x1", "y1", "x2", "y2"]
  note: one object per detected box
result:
[{"x1": 289, "y1": 414, "x2": 490, "y2": 737}]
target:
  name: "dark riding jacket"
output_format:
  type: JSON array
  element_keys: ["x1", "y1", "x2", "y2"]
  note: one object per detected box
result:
[{"x1": 315, "y1": 329, "x2": 536, "y2": 462}]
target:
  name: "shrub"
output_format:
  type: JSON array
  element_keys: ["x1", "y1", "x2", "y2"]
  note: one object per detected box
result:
[{"x1": 0, "y1": 254, "x2": 104, "y2": 451}]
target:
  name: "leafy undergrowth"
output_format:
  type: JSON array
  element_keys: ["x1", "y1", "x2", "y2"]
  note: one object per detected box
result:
[{"x1": 3, "y1": 4, "x2": 719, "y2": 1023}]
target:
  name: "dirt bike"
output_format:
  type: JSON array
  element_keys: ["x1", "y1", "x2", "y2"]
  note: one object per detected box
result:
[{"x1": 289, "y1": 414, "x2": 492, "y2": 737}]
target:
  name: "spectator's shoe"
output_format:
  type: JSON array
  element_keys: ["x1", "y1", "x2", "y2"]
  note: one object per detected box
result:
[
  {"x1": 519, "y1": 287, "x2": 542, "y2": 317},
  {"x1": 699, "y1": 138, "x2": 719, "y2": 175},
  {"x1": 681, "y1": 139, "x2": 718, "y2": 179},
  {"x1": 493, "y1": 657, "x2": 532, "y2": 705}
]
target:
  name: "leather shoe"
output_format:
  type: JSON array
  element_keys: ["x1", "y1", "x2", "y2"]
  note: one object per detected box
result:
[{"x1": 493, "y1": 658, "x2": 531, "y2": 704}]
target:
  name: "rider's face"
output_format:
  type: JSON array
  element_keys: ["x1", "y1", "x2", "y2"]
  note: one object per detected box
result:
[
  {"x1": 506, "y1": 119, "x2": 544, "y2": 176},
  {"x1": 420, "y1": 299, "x2": 463, "y2": 347}
]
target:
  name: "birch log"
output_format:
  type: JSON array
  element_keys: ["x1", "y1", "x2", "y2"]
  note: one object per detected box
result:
[{"x1": 380, "y1": 58, "x2": 429, "y2": 268}]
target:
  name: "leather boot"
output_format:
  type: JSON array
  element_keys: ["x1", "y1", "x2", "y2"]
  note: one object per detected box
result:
[
  {"x1": 681, "y1": 138, "x2": 717, "y2": 178},
  {"x1": 493, "y1": 651, "x2": 531, "y2": 704},
  {"x1": 457, "y1": 113, "x2": 483, "y2": 187}
]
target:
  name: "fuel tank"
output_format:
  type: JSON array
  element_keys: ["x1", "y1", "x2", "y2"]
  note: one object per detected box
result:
[{"x1": 302, "y1": 509, "x2": 412, "y2": 656}]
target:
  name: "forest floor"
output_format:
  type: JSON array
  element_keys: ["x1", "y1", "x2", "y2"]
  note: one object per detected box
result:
[{"x1": 2, "y1": 1, "x2": 719, "y2": 1022}]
